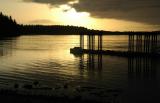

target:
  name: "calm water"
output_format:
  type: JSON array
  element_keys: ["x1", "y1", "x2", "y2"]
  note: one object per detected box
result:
[{"x1": 0, "y1": 35, "x2": 160, "y2": 103}]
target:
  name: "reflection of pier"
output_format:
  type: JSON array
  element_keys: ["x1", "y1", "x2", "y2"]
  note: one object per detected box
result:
[
  {"x1": 71, "y1": 32, "x2": 159, "y2": 57},
  {"x1": 128, "y1": 56, "x2": 157, "y2": 79},
  {"x1": 127, "y1": 55, "x2": 159, "y2": 103},
  {"x1": 79, "y1": 54, "x2": 102, "y2": 70},
  {"x1": 79, "y1": 54, "x2": 103, "y2": 77}
]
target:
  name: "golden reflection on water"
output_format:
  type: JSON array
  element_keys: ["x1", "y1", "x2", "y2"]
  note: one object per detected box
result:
[
  {"x1": 0, "y1": 35, "x2": 81, "y2": 77},
  {"x1": 0, "y1": 35, "x2": 160, "y2": 103},
  {"x1": 15, "y1": 35, "x2": 79, "y2": 60},
  {"x1": 0, "y1": 35, "x2": 129, "y2": 80},
  {"x1": 0, "y1": 35, "x2": 159, "y2": 103}
]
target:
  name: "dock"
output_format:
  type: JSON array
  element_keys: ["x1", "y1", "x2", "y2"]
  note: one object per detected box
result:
[
  {"x1": 70, "y1": 32, "x2": 160, "y2": 57},
  {"x1": 70, "y1": 47, "x2": 160, "y2": 57}
]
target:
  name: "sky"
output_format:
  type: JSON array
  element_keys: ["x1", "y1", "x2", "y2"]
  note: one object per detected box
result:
[{"x1": 0, "y1": 0, "x2": 160, "y2": 31}]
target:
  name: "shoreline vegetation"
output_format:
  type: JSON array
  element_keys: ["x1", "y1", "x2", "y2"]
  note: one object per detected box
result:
[{"x1": 0, "y1": 12, "x2": 159, "y2": 38}]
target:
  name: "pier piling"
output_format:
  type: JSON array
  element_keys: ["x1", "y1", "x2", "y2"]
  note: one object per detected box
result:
[
  {"x1": 80, "y1": 34, "x2": 84, "y2": 49},
  {"x1": 98, "y1": 35, "x2": 103, "y2": 51},
  {"x1": 72, "y1": 32, "x2": 159, "y2": 57},
  {"x1": 128, "y1": 33, "x2": 158, "y2": 54}
]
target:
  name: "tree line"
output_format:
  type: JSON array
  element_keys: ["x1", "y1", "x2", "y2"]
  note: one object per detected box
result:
[
  {"x1": 0, "y1": 12, "x2": 90, "y2": 37},
  {"x1": 0, "y1": 12, "x2": 159, "y2": 38}
]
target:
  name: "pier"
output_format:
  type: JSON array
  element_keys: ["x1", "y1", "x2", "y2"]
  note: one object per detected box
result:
[
  {"x1": 80, "y1": 33, "x2": 103, "y2": 51},
  {"x1": 70, "y1": 32, "x2": 159, "y2": 57},
  {"x1": 128, "y1": 33, "x2": 158, "y2": 54}
]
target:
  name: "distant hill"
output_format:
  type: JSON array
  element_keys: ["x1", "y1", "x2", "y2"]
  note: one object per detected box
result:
[
  {"x1": 19, "y1": 25, "x2": 89, "y2": 35},
  {"x1": 0, "y1": 12, "x2": 159, "y2": 37},
  {"x1": 0, "y1": 12, "x2": 92, "y2": 36}
]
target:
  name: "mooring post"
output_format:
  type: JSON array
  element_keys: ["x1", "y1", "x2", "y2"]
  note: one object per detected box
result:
[
  {"x1": 153, "y1": 33, "x2": 158, "y2": 53},
  {"x1": 144, "y1": 34, "x2": 147, "y2": 53},
  {"x1": 98, "y1": 33, "x2": 103, "y2": 51},
  {"x1": 91, "y1": 35, "x2": 92, "y2": 50},
  {"x1": 91, "y1": 34, "x2": 93, "y2": 50},
  {"x1": 132, "y1": 35, "x2": 135, "y2": 53},
  {"x1": 98, "y1": 35, "x2": 100, "y2": 50},
  {"x1": 87, "y1": 35, "x2": 89, "y2": 50},
  {"x1": 146, "y1": 34, "x2": 151, "y2": 53},
  {"x1": 136, "y1": 35, "x2": 139, "y2": 53},
  {"x1": 128, "y1": 35, "x2": 131, "y2": 52},
  {"x1": 146, "y1": 35, "x2": 149, "y2": 53},
  {"x1": 89, "y1": 35, "x2": 90, "y2": 50},
  {"x1": 90, "y1": 35, "x2": 92, "y2": 50},
  {"x1": 151, "y1": 33, "x2": 158, "y2": 53},
  {"x1": 100, "y1": 34, "x2": 102, "y2": 51},
  {"x1": 129, "y1": 34, "x2": 135, "y2": 53},
  {"x1": 139, "y1": 35, "x2": 142, "y2": 53},
  {"x1": 136, "y1": 34, "x2": 143, "y2": 53},
  {"x1": 92, "y1": 35, "x2": 95, "y2": 50},
  {"x1": 88, "y1": 34, "x2": 91, "y2": 50},
  {"x1": 80, "y1": 34, "x2": 82, "y2": 48},
  {"x1": 148, "y1": 34, "x2": 151, "y2": 53},
  {"x1": 83, "y1": 34, "x2": 84, "y2": 49},
  {"x1": 155, "y1": 33, "x2": 158, "y2": 52},
  {"x1": 130, "y1": 34, "x2": 134, "y2": 53},
  {"x1": 80, "y1": 34, "x2": 84, "y2": 49}
]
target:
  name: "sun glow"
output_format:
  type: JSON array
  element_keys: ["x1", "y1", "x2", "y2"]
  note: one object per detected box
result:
[
  {"x1": 64, "y1": 9, "x2": 90, "y2": 25},
  {"x1": 50, "y1": 5, "x2": 93, "y2": 27}
]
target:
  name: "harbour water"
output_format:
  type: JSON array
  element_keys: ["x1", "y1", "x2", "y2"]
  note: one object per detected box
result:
[{"x1": 0, "y1": 35, "x2": 160, "y2": 103}]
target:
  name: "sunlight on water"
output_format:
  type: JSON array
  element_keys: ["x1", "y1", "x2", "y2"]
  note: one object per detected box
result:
[
  {"x1": 0, "y1": 35, "x2": 128, "y2": 87},
  {"x1": 0, "y1": 35, "x2": 160, "y2": 103}
]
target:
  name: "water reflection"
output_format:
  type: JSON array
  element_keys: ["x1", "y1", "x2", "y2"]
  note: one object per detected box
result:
[
  {"x1": 128, "y1": 56, "x2": 157, "y2": 80},
  {"x1": 78, "y1": 53, "x2": 160, "y2": 103},
  {"x1": 128, "y1": 56, "x2": 159, "y2": 103},
  {"x1": 0, "y1": 35, "x2": 159, "y2": 102},
  {"x1": 0, "y1": 38, "x2": 16, "y2": 56},
  {"x1": 79, "y1": 54, "x2": 103, "y2": 78}
]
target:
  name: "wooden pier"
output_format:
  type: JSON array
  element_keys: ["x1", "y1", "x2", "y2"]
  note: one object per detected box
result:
[
  {"x1": 70, "y1": 32, "x2": 159, "y2": 57},
  {"x1": 128, "y1": 33, "x2": 158, "y2": 54}
]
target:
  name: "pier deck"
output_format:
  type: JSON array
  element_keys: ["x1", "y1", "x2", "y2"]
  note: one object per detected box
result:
[{"x1": 70, "y1": 47, "x2": 160, "y2": 57}]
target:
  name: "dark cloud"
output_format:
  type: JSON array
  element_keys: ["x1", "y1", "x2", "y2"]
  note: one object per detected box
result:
[
  {"x1": 23, "y1": 0, "x2": 74, "y2": 6},
  {"x1": 23, "y1": 0, "x2": 160, "y2": 24},
  {"x1": 72, "y1": 0, "x2": 160, "y2": 24}
]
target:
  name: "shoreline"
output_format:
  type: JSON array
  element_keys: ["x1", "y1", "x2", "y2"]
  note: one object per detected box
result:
[{"x1": 0, "y1": 82, "x2": 123, "y2": 103}]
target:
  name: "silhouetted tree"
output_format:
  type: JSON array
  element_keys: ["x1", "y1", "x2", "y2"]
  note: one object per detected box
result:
[{"x1": 0, "y1": 12, "x2": 19, "y2": 37}]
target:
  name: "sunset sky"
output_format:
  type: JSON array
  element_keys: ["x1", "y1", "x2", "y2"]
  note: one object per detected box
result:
[{"x1": 0, "y1": 0, "x2": 160, "y2": 31}]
